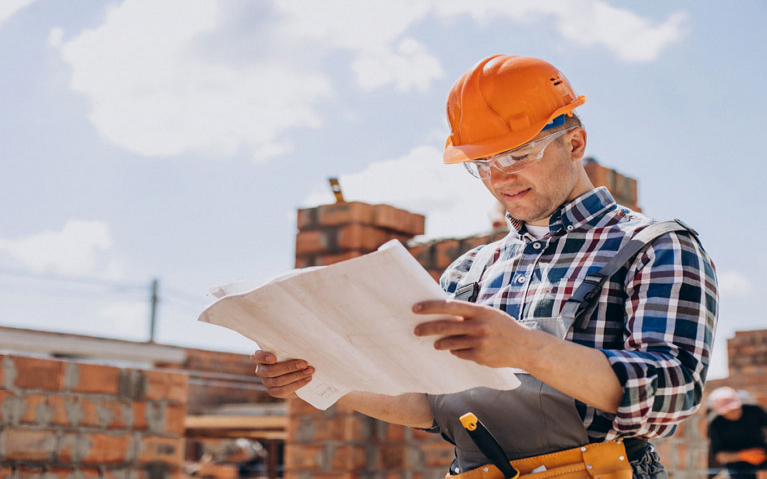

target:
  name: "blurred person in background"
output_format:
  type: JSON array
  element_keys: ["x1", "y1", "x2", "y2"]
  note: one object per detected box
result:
[{"x1": 708, "y1": 386, "x2": 767, "y2": 479}]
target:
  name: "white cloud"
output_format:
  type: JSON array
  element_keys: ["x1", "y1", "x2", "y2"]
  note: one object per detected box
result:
[
  {"x1": 303, "y1": 145, "x2": 500, "y2": 239},
  {"x1": 52, "y1": 0, "x2": 684, "y2": 162},
  {"x1": 717, "y1": 270, "x2": 753, "y2": 298},
  {"x1": 53, "y1": 0, "x2": 331, "y2": 162},
  {"x1": 433, "y1": 0, "x2": 688, "y2": 62},
  {"x1": 0, "y1": 221, "x2": 114, "y2": 276},
  {"x1": 0, "y1": 0, "x2": 37, "y2": 27}
]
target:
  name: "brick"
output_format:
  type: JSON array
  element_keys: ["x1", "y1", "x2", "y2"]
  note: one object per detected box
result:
[
  {"x1": 378, "y1": 444, "x2": 406, "y2": 469},
  {"x1": 313, "y1": 474, "x2": 359, "y2": 479},
  {"x1": 419, "y1": 442, "x2": 454, "y2": 468},
  {"x1": 385, "y1": 423, "x2": 405, "y2": 442},
  {"x1": 296, "y1": 230, "x2": 329, "y2": 255},
  {"x1": 143, "y1": 370, "x2": 188, "y2": 403},
  {"x1": 433, "y1": 239, "x2": 461, "y2": 270},
  {"x1": 288, "y1": 397, "x2": 321, "y2": 416},
  {"x1": 2, "y1": 427, "x2": 56, "y2": 461},
  {"x1": 337, "y1": 224, "x2": 389, "y2": 251},
  {"x1": 315, "y1": 251, "x2": 364, "y2": 266},
  {"x1": 11, "y1": 356, "x2": 67, "y2": 391},
  {"x1": 285, "y1": 444, "x2": 324, "y2": 470},
  {"x1": 373, "y1": 204, "x2": 425, "y2": 236},
  {"x1": 331, "y1": 445, "x2": 366, "y2": 470},
  {"x1": 19, "y1": 393, "x2": 67, "y2": 426},
  {"x1": 73, "y1": 363, "x2": 121, "y2": 394},
  {"x1": 164, "y1": 404, "x2": 186, "y2": 435},
  {"x1": 138, "y1": 436, "x2": 184, "y2": 466},
  {"x1": 317, "y1": 202, "x2": 376, "y2": 226},
  {"x1": 297, "y1": 207, "x2": 318, "y2": 230},
  {"x1": 68, "y1": 396, "x2": 101, "y2": 427},
  {"x1": 58, "y1": 432, "x2": 132, "y2": 464}
]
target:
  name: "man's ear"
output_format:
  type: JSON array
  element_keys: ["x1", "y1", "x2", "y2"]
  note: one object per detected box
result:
[{"x1": 568, "y1": 128, "x2": 587, "y2": 162}]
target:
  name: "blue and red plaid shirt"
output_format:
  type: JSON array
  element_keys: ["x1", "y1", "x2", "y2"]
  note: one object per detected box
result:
[{"x1": 440, "y1": 187, "x2": 718, "y2": 441}]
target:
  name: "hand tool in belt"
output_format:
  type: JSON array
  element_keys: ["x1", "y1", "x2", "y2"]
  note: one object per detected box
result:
[{"x1": 460, "y1": 412, "x2": 520, "y2": 479}]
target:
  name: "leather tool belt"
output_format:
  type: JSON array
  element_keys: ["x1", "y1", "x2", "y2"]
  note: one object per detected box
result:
[{"x1": 444, "y1": 440, "x2": 634, "y2": 479}]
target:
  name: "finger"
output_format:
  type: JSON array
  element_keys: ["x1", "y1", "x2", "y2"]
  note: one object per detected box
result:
[
  {"x1": 433, "y1": 335, "x2": 480, "y2": 351},
  {"x1": 261, "y1": 367, "x2": 315, "y2": 388},
  {"x1": 251, "y1": 350, "x2": 277, "y2": 364},
  {"x1": 255, "y1": 359, "x2": 310, "y2": 378},
  {"x1": 265, "y1": 376, "x2": 313, "y2": 399},
  {"x1": 414, "y1": 319, "x2": 490, "y2": 337},
  {"x1": 413, "y1": 299, "x2": 490, "y2": 316}
]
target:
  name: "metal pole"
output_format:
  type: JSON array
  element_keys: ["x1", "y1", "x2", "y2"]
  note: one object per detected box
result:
[{"x1": 149, "y1": 278, "x2": 159, "y2": 343}]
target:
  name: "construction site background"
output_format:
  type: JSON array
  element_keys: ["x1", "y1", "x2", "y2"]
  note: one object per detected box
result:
[{"x1": 2, "y1": 158, "x2": 764, "y2": 479}]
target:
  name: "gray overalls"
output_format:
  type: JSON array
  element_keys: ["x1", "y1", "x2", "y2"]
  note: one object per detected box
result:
[{"x1": 427, "y1": 221, "x2": 693, "y2": 477}]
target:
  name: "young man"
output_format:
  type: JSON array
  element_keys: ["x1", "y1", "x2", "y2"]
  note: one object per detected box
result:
[{"x1": 252, "y1": 55, "x2": 718, "y2": 478}]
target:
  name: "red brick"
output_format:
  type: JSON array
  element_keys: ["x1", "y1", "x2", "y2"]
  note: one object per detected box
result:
[
  {"x1": 285, "y1": 444, "x2": 324, "y2": 470},
  {"x1": 315, "y1": 251, "x2": 364, "y2": 266},
  {"x1": 73, "y1": 363, "x2": 121, "y2": 394},
  {"x1": 70, "y1": 396, "x2": 101, "y2": 427},
  {"x1": 296, "y1": 230, "x2": 328, "y2": 255},
  {"x1": 297, "y1": 207, "x2": 318, "y2": 230},
  {"x1": 419, "y1": 442, "x2": 454, "y2": 468},
  {"x1": 143, "y1": 370, "x2": 188, "y2": 403},
  {"x1": 385, "y1": 423, "x2": 405, "y2": 441},
  {"x1": 314, "y1": 474, "x2": 359, "y2": 479},
  {"x1": 433, "y1": 239, "x2": 461, "y2": 270},
  {"x1": 20, "y1": 393, "x2": 67, "y2": 426},
  {"x1": 101, "y1": 398, "x2": 128, "y2": 430},
  {"x1": 337, "y1": 224, "x2": 389, "y2": 251},
  {"x1": 378, "y1": 443, "x2": 406, "y2": 469},
  {"x1": 373, "y1": 204, "x2": 425, "y2": 236},
  {"x1": 138, "y1": 436, "x2": 184, "y2": 466},
  {"x1": 331, "y1": 445, "x2": 366, "y2": 470},
  {"x1": 317, "y1": 202, "x2": 376, "y2": 226},
  {"x1": 164, "y1": 404, "x2": 187, "y2": 434},
  {"x1": 2, "y1": 427, "x2": 56, "y2": 461},
  {"x1": 11, "y1": 356, "x2": 67, "y2": 391},
  {"x1": 288, "y1": 397, "x2": 321, "y2": 416},
  {"x1": 58, "y1": 432, "x2": 132, "y2": 464}
]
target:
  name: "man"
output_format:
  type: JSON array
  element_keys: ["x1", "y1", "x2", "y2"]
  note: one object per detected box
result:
[
  {"x1": 708, "y1": 387, "x2": 767, "y2": 479},
  {"x1": 252, "y1": 55, "x2": 718, "y2": 477}
]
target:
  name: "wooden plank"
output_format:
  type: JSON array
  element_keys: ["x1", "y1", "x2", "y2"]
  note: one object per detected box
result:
[{"x1": 185, "y1": 415, "x2": 287, "y2": 430}]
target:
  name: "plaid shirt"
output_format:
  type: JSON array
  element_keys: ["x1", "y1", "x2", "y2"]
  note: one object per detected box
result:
[{"x1": 440, "y1": 187, "x2": 718, "y2": 441}]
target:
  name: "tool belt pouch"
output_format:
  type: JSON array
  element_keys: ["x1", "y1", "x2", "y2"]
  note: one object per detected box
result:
[{"x1": 445, "y1": 440, "x2": 633, "y2": 479}]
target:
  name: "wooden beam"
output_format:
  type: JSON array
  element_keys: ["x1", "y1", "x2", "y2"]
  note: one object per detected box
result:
[{"x1": 185, "y1": 415, "x2": 287, "y2": 430}]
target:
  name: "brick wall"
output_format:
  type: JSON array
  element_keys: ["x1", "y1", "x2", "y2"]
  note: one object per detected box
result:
[{"x1": 0, "y1": 354, "x2": 187, "y2": 478}]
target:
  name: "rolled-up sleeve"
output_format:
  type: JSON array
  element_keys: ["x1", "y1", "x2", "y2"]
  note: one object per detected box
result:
[{"x1": 601, "y1": 231, "x2": 718, "y2": 438}]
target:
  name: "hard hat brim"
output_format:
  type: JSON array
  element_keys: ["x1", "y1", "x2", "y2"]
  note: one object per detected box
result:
[{"x1": 443, "y1": 96, "x2": 586, "y2": 164}]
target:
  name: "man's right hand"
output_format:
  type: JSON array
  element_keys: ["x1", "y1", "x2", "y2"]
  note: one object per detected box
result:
[{"x1": 251, "y1": 350, "x2": 314, "y2": 398}]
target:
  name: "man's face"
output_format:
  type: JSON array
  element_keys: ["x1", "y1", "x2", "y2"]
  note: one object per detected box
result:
[{"x1": 481, "y1": 127, "x2": 586, "y2": 227}]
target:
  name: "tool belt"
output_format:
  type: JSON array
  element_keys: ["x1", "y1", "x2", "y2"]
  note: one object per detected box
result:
[{"x1": 445, "y1": 440, "x2": 634, "y2": 479}]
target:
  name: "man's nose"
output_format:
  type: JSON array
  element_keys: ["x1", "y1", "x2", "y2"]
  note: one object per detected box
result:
[{"x1": 488, "y1": 165, "x2": 517, "y2": 186}]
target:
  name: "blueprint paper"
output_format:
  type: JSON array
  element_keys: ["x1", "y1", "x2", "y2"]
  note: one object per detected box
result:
[{"x1": 198, "y1": 240, "x2": 519, "y2": 410}]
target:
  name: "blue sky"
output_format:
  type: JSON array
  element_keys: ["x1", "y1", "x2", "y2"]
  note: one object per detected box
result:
[{"x1": 1, "y1": 0, "x2": 764, "y2": 380}]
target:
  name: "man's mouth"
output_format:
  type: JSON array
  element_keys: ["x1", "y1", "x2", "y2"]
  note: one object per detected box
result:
[{"x1": 502, "y1": 188, "x2": 531, "y2": 200}]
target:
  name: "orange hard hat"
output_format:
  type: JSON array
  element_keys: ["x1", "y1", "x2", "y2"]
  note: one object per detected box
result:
[{"x1": 444, "y1": 55, "x2": 586, "y2": 164}]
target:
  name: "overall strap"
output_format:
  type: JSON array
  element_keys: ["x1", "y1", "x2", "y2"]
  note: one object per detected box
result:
[
  {"x1": 560, "y1": 219, "x2": 699, "y2": 331},
  {"x1": 453, "y1": 238, "x2": 505, "y2": 303}
]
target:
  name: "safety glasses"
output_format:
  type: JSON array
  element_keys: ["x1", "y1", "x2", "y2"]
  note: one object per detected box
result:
[{"x1": 463, "y1": 127, "x2": 576, "y2": 180}]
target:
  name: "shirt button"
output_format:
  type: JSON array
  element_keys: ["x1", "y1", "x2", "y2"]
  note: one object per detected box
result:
[
  {"x1": 533, "y1": 242, "x2": 542, "y2": 249},
  {"x1": 516, "y1": 275, "x2": 527, "y2": 284},
  {"x1": 566, "y1": 225, "x2": 574, "y2": 231}
]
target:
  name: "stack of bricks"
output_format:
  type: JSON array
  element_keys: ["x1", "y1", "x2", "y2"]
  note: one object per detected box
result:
[
  {"x1": 583, "y1": 158, "x2": 640, "y2": 211},
  {"x1": 286, "y1": 399, "x2": 454, "y2": 478},
  {"x1": 0, "y1": 354, "x2": 187, "y2": 478},
  {"x1": 295, "y1": 202, "x2": 425, "y2": 268}
]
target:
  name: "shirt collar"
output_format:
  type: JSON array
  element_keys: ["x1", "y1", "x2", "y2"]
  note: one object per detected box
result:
[{"x1": 506, "y1": 187, "x2": 616, "y2": 238}]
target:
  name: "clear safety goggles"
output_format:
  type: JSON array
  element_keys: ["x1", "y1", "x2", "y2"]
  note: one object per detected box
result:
[{"x1": 463, "y1": 127, "x2": 576, "y2": 180}]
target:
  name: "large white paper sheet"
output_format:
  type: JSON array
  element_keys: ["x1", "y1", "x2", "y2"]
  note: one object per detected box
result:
[{"x1": 198, "y1": 240, "x2": 519, "y2": 410}]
